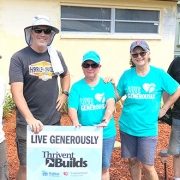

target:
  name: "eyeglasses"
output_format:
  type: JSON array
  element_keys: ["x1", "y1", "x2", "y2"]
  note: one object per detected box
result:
[
  {"x1": 82, "y1": 62, "x2": 99, "y2": 69},
  {"x1": 131, "y1": 51, "x2": 147, "y2": 58},
  {"x1": 33, "y1": 28, "x2": 52, "y2": 35}
]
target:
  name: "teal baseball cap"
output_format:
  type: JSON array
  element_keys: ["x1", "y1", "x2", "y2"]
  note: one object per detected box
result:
[{"x1": 82, "y1": 51, "x2": 101, "y2": 64}]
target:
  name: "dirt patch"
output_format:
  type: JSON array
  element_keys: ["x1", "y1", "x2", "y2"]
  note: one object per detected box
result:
[{"x1": 3, "y1": 111, "x2": 173, "y2": 180}]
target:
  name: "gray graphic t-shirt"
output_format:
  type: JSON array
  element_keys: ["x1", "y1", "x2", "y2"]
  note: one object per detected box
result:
[{"x1": 9, "y1": 46, "x2": 68, "y2": 125}]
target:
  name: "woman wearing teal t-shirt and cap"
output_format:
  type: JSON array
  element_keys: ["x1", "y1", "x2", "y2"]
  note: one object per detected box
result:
[
  {"x1": 114, "y1": 40, "x2": 180, "y2": 179},
  {"x1": 68, "y1": 50, "x2": 116, "y2": 180}
]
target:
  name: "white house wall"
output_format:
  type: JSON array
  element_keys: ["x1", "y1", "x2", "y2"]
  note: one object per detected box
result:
[{"x1": 0, "y1": 0, "x2": 177, "y2": 88}]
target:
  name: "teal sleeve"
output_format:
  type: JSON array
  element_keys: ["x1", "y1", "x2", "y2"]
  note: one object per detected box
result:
[
  {"x1": 105, "y1": 82, "x2": 116, "y2": 100},
  {"x1": 68, "y1": 84, "x2": 79, "y2": 110},
  {"x1": 117, "y1": 72, "x2": 126, "y2": 97},
  {"x1": 161, "y1": 69, "x2": 179, "y2": 95}
]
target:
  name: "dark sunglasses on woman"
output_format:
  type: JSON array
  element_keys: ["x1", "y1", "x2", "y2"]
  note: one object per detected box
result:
[
  {"x1": 82, "y1": 62, "x2": 99, "y2": 68},
  {"x1": 131, "y1": 51, "x2": 147, "y2": 58}
]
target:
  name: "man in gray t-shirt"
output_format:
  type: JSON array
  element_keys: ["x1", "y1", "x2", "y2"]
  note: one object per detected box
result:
[{"x1": 9, "y1": 15, "x2": 70, "y2": 180}]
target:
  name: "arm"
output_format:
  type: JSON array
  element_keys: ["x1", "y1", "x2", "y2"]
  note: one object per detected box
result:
[
  {"x1": 97, "y1": 98, "x2": 115, "y2": 127},
  {"x1": 159, "y1": 59, "x2": 175, "y2": 117},
  {"x1": 0, "y1": 81, "x2": 5, "y2": 105},
  {"x1": 162, "y1": 92, "x2": 169, "y2": 103},
  {"x1": 114, "y1": 86, "x2": 121, "y2": 102},
  {"x1": 111, "y1": 81, "x2": 121, "y2": 102},
  {"x1": 103, "y1": 77, "x2": 121, "y2": 101},
  {"x1": 56, "y1": 71, "x2": 70, "y2": 111},
  {"x1": 159, "y1": 87, "x2": 180, "y2": 118},
  {"x1": 11, "y1": 82, "x2": 43, "y2": 133},
  {"x1": 68, "y1": 107, "x2": 81, "y2": 127}
]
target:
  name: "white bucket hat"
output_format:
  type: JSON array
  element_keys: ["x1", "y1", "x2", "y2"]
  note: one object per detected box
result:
[{"x1": 24, "y1": 15, "x2": 59, "y2": 46}]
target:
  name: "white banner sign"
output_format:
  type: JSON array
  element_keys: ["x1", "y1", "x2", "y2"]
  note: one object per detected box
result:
[{"x1": 27, "y1": 126, "x2": 102, "y2": 180}]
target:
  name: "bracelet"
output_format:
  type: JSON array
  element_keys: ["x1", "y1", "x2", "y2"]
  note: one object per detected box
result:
[{"x1": 62, "y1": 91, "x2": 69, "y2": 97}]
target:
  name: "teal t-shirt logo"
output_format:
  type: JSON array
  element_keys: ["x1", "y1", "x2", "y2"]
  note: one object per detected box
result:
[
  {"x1": 143, "y1": 83, "x2": 156, "y2": 93},
  {"x1": 95, "y1": 93, "x2": 105, "y2": 103}
]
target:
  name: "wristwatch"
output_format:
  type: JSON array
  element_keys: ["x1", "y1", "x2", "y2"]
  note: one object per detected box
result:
[
  {"x1": 62, "y1": 91, "x2": 69, "y2": 97},
  {"x1": 102, "y1": 119, "x2": 108, "y2": 124}
]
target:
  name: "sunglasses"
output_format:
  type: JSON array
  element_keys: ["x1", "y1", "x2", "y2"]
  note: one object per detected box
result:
[
  {"x1": 33, "y1": 28, "x2": 52, "y2": 35},
  {"x1": 131, "y1": 51, "x2": 147, "y2": 58},
  {"x1": 82, "y1": 62, "x2": 99, "y2": 69}
]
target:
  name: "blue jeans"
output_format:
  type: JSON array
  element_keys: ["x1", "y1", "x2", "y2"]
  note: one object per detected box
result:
[
  {"x1": 120, "y1": 131, "x2": 157, "y2": 165},
  {"x1": 102, "y1": 136, "x2": 116, "y2": 169}
]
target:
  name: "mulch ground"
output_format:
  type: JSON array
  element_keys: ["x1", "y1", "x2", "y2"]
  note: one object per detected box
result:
[{"x1": 3, "y1": 110, "x2": 174, "y2": 180}]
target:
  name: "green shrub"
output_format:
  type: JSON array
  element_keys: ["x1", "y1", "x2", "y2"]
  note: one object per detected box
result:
[
  {"x1": 3, "y1": 93, "x2": 16, "y2": 118},
  {"x1": 2, "y1": 92, "x2": 68, "y2": 118}
]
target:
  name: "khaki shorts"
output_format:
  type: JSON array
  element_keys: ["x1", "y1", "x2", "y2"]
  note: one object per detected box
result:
[
  {"x1": 102, "y1": 136, "x2": 115, "y2": 169},
  {"x1": 16, "y1": 123, "x2": 61, "y2": 165},
  {"x1": 168, "y1": 118, "x2": 180, "y2": 155},
  {"x1": 0, "y1": 140, "x2": 9, "y2": 180},
  {"x1": 16, "y1": 124, "x2": 27, "y2": 165}
]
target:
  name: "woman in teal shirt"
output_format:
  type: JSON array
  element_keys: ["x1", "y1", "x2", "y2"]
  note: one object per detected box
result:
[
  {"x1": 68, "y1": 51, "x2": 116, "y2": 180},
  {"x1": 116, "y1": 40, "x2": 180, "y2": 180}
]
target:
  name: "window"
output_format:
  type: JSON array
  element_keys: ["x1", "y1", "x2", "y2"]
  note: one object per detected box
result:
[
  {"x1": 61, "y1": 6, "x2": 111, "y2": 32},
  {"x1": 115, "y1": 9, "x2": 159, "y2": 33},
  {"x1": 61, "y1": 6, "x2": 160, "y2": 34}
]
